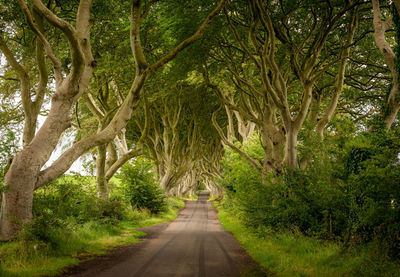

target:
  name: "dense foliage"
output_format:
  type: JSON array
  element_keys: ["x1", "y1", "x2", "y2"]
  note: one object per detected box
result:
[
  {"x1": 1, "y1": 0, "x2": 400, "y2": 274},
  {"x1": 118, "y1": 158, "x2": 167, "y2": 214},
  {"x1": 0, "y1": 172, "x2": 184, "y2": 276},
  {"x1": 29, "y1": 175, "x2": 126, "y2": 243},
  {"x1": 220, "y1": 126, "x2": 400, "y2": 259},
  {"x1": 0, "y1": 157, "x2": 171, "y2": 248}
]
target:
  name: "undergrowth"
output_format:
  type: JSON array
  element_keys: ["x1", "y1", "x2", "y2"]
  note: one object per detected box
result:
[
  {"x1": 216, "y1": 203, "x2": 400, "y2": 277},
  {"x1": 0, "y1": 197, "x2": 184, "y2": 277}
]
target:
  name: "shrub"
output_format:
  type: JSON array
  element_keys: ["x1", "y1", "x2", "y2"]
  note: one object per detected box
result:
[
  {"x1": 27, "y1": 175, "x2": 128, "y2": 243},
  {"x1": 346, "y1": 129, "x2": 400, "y2": 258},
  {"x1": 119, "y1": 158, "x2": 167, "y2": 214},
  {"x1": 220, "y1": 128, "x2": 400, "y2": 258},
  {"x1": 220, "y1": 134, "x2": 349, "y2": 239}
]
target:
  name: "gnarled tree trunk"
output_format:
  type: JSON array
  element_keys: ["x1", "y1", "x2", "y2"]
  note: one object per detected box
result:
[
  {"x1": 372, "y1": 0, "x2": 400, "y2": 129},
  {"x1": 0, "y1": 0, "x2": 226, "y2": 240}
]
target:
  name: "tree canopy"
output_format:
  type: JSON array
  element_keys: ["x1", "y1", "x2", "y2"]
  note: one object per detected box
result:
[{"x1": 0, "y1": 1, "x2": 400, "y2": 260}]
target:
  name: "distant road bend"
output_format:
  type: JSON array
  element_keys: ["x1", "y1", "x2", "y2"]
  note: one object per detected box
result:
[{"x1": 65, "y1": 191, "x2": 268, "y2": 277}]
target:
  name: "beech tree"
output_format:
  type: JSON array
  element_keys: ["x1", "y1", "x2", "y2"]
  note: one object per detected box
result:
[
  {"x1": 140, "y1": 82, "x2": 223, "y2": 195},
  {"x1": 0, "y1": 0, "x2": 226, "y2": 241},
  {"x1": 83, "y1": 76, "x2": 145, "y2": 199},
  {"x1": 206, "y1": 0, "x2": 363, "y2": 178},
  {"x1": 372, "y1": 0, "x2": 400, "y2": 128}
]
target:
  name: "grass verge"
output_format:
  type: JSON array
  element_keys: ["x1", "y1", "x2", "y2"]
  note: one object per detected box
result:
[
  {"x1": 0, "y1": 197, "x2": 185, "y2": 277},
  {"x1": 216, "y1": 203, "x2": 400, "y2": 277}
]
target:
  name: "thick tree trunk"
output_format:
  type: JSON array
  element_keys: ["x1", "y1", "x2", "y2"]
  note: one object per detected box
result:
[
  {"x1": 0, "y1": 88, "x2": 75, "y2": 241},
  {"x1": 0, "y1": 0, "x2": 226, "y2": 241},
  {"x1": 285, "y1": 128, "x2": 299, "y2": 168},
  {"x1": 234, "y1": 111, "x2": 255, "y2": 142},
  {"x1": 0, "y1": 0, "x2": 94, "y2": 241},
  {"x1": 0, "y1": 152, "x2": 37, "y2": 240},
  {"x1": 384, "y1": 84, "x2": 400, "y2": 128},
  {"x1": 372, "y1": 0, "x2": 400, "y2": 129},
  {"x1": 225, "y1": 105, "x2": 235, "y2": 142},
  {"x1": 96, "y1": 144, "x2": 109, "y2": 199},
  {"x1": 259, "y1": 107, "x2": 286, "y2": 177},
  {"x1": 385, "y1": 104, "x2": 400, "y2": 128},
  {"x1": 160, "y1": 167, "x2": 172, "y2": 190},
  {"x1": 1, "y1": 73, "x2": 144, "y2": 241}
]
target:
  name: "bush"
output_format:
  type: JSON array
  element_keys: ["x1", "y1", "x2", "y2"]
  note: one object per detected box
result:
[
  {"x1": 28, "y1": 175, "x2": 128, "y2": 243},
  {"x1": 345, "y1": 129, "x2": 400, "y2": 258},
  {"x1": 119, "y1": 158, "x2": 167, "y2": 214},
  {"x1": 219, "y1": 135, "x2": 348, "y2": 239},
  {"x1": 219, "y1": 128, "x2": 400, "y2": 258}
]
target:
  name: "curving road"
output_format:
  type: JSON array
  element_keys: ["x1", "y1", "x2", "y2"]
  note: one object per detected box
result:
[{"x1": 64, "y1": 191, "x2": 268, "y2": 277}]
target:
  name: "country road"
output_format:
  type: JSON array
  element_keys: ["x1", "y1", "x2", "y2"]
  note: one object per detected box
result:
[{"x1": 63, "y1": 191, "x2": 268, "y2": 277}]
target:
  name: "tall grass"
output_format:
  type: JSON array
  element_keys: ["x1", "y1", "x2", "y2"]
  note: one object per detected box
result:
[
  {"x1": 217, "y1": 205, "x2": 400, "y2": 277},
  {"x1": 0, "y1": 197, "x2": 185, "y2": 277}
]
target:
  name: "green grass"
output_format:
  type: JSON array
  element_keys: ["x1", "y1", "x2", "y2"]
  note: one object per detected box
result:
[
  {"x1": 216, "y1": 204, "x2": 400, "y2": 277},
  {"x1": 0, "y1": 197, "x2": 185, "y2": 277}
]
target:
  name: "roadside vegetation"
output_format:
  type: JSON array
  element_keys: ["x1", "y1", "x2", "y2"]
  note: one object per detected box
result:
[
  {"x1": 0, "y1": 160, "x2": 185, "y2": 277},
  {"x1": 216, "y1": 124, "x2": 400, "y2": 276},
  {"x1": 217, "y1": 207, "x2": 400, "y2": 277},
  {"x1": 2, "y1": 0, "x2": 400, "y2": 276}
]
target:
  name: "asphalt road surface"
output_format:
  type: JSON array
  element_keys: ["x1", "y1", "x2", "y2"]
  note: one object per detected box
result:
[{"x1": 63, "y1": 191, "x2": 269, "y2": 277}]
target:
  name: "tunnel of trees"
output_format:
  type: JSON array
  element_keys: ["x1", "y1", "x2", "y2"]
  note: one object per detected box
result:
[{"x1": 1, "y1": 0, "x2": 400, "y2": 274}]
